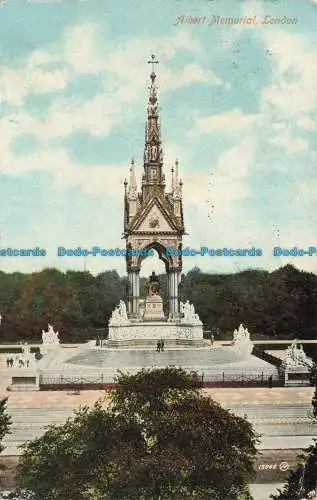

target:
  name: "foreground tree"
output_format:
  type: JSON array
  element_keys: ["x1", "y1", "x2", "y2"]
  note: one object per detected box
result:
[
  {"x1": 15, "y1": 368, "x2": 257, "y2": 499},
  {"x1": 271, "y1": 370, "x2": 317, "y2": 500},
  {"x1": 271, "y1": 440, "x2": 317, "y2": 500},
  {"x1": 0, "y1": 397, "x2": 12, "y2": 487}
]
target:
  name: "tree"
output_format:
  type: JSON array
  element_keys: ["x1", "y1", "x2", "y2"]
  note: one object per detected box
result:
[
  {"x1": 271, "y1": 364, "x2": 317, "y2": 499},
  {"x1": 15, "y1": 368, "x2": 258, "y2": 499},
  {"x1": 0, "y1": 398, "x2": 12, "y2": 486},
  {"x1": 270, "y1": 440, "x2": 317, "y2": 499}
]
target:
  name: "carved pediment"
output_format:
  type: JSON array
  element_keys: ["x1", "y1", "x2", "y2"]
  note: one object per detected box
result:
[
  {"x1": 130, "y1": 198, "x2": 179, "y2": 233},
  {"x1": 136, "y1": 203, "x2": 175, "y2": 232}
]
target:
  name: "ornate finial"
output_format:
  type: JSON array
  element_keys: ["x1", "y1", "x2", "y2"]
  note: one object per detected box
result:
[
  {"x1": 129, "y1": 158, "x2": 137, "y2": 197},
  {"x1": 148, "y1": 54, "x2": 159, "y2": 83}
]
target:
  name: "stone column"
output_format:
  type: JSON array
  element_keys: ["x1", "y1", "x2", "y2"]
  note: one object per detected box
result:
[
  {"x1": 130, "y1": 270, "x2": 140, "y2": 317},
  {"x1": 172, "y1": 271, "x2": 178, "y2": 317},
  {"x1": 168, "y1": 270, "x2": 180, "y2": 319},
  {"x1": 174, "y1": 271, "x2": 181, "y2": 316},
  {"x1": 168, "y1": 272, "x2": 173, "y2": 317},
  {"x1": 127, "y1": 272, "x2": 132, "y2": 314},
  {"x1": 135, "y1": 270, "x2": 140, "y2": 317}
]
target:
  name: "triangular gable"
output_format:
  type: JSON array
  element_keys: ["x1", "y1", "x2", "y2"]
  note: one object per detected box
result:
[{"x1": 132, "y1": 198, "x2": 177, "y2": 232}]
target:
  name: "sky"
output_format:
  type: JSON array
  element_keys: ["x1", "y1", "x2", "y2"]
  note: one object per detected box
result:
[{"x1": 0, "y1": 0, "x2": 317, "y2": 277}]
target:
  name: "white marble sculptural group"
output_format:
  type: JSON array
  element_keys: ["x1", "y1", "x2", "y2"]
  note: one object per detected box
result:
[
  {"x1": 179, "y1": 301, "x2": 203, "y2": 325},
  {"x1": 8, "y1": 342, "x2": 36, "y2": 368},
  {"x1": 41, "y1": 324, "x2": 60, "y2": 345},
  {"x1": 109, "y1": 300, "x2": 130, "y2": 326},
  {"x1": 231, "y1": 324, "x2": 253, "y2": 357},
  {"x1": 282, "y1": 339, "x2": 314, "y2": 369}
]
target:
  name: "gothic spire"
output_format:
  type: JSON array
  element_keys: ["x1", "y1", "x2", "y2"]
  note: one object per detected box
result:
[{"x1": 144, "y1": 54, "x2": 163, "y2": 167}]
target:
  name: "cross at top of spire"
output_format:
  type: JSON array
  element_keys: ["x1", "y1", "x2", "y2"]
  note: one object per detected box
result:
[{"x1": 148, "y1": 54, "x2": 159, "y2": 84}]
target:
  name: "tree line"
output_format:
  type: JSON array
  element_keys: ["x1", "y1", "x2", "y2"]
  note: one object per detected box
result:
[{"x1": 0, "y1": 264, "x2": 316, "y2": 345}]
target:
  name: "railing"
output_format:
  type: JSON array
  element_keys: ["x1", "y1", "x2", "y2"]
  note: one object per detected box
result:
[
  {"x1": 40, "y1": 370, "x2": 282, "y2": 390},
  {"x1": 200, "y1": 371, "x2": 282, "y2": 387},
  {"x1": 40, "y1": 374, "x2": 116, "y2": 390}
]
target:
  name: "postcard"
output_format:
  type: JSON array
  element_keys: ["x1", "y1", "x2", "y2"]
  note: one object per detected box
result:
[{"x1": 0, "y1": 0, "x2": 316, "y2": 499}]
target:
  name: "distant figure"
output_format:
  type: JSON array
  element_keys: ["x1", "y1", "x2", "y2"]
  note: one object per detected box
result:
[
  {"x1": 268, "y1": 375, "x2": 273, "y2": 388},
  {"x1": 160, "y1": 339, "x2": 165, "y2": 352},
  {"x1": 9, "y1": 357, "x2": 13, "y2": 367},
  {"x1": 156, "y1": 340, "x2": 161, "y2": 353},
  {"x1": 95, "y1": 337, "x2": 100, "y2": 347},
  {"x1": 6, "y1": 357, "x2": 10, "y2": 368},
  {"x1": 211, "y1": 333, "x2": 214, "y2": 346}
]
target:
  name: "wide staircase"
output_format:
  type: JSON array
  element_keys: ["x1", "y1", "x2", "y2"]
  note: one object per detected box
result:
[{"x1": 2, "y1": 404, "x2": 315, "y2": 456}]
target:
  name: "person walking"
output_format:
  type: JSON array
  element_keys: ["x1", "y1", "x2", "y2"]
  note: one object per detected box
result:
[
  {"x1": 156, "y1": 340, "x2": 161, "y2": 352},
  {"x1": 161, "y1": 339, "x2": 165, "y2": 352}
]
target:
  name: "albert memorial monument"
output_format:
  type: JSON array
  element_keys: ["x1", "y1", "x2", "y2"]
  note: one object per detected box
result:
[{"x1": 107, "y1": 55, "x2": 206, "y2": 347}]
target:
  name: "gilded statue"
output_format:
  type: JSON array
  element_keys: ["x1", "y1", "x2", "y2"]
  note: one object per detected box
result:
[{"x1": 146, "y1": 271, "x2": 160, "y2": 296}]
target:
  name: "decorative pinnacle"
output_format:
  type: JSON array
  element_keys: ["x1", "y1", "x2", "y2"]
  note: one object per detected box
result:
[{"x1": 148, "y1": 54, "x2": 159, "y2": 83}]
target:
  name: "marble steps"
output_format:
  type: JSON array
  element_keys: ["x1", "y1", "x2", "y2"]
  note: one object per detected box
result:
[{"x1": 224, "y1": 403, "x2": 312, "y2": 420}]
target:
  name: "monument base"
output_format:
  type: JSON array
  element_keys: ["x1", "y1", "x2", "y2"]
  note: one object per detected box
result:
[
  {"x1": 143, "y1": 294, "x2": 165, "y2": 321},
  {"x1": 108, "y1": 320, "x2": 207, "y2": 347}
]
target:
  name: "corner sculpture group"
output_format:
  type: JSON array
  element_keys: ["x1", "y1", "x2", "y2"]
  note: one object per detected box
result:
[
  {"x1": 6, "y1": 342, "x2": 35, "y2": 368},
  {"x1": 6, "y1": 324, "x2": 60, "y2": 369},
  {"x1": 282, "y1": 339, "x2": 314, "y2": 369}
]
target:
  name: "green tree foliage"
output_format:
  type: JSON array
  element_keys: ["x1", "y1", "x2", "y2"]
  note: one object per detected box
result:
[
  {"x1": 270, "y1": 440, "x2": 317, "y2": 499},
  {"x1": 182, "y1": 264, "x2": 317, "y2": 341},
  {"x1": 15, "y1": 368, "x2": 257, "y2": 499},
  {"x1": 0, "y1": 264, "x2": 316, "y2": 344},
  {"x1": 270, "y1": 365, "x2": 317, "y2": 500},
  {"x1": 0, "y1": 397, "x2": 12, "y2": 486}
]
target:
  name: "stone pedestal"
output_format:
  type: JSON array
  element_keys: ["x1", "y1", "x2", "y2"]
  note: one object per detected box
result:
[
  {"x1": 7, "y1": 369, "x2": 40, "y2": 391},
  {"x1": 280, "y1": 366, "x2": 311, "y2": 387},
  {"x1": 143, "y1": 294, "x2": 165, "y2": 321}
]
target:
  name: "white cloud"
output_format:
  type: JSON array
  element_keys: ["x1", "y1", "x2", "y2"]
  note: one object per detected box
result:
[
  {"x1": 183, "y1": 139, "x2": 254, "y2": 216},
  {"x1": 192, "y1": 109, "x2": 257, "y2": 136},
  {"x1": 297, "y1": 116, "x2": 316, "y2": 131},
  {"x1": 63, "y1": 23, "x2": 105, "y2": 75},
  {"x1": 216, "y1": 138, "x2": 254, "y2": 180},
  {"x1": 269, "y1": 128, "x2": 309, "y2": 154},
  {"x1": 0, "y1": 54, "x2": 69, "y2": 106},
  {"x1": 261, "y1": 31, "x2": 317, "y2": 117},
  {"x1": 0, "y1": 138, "x2": 128, "y2": 197}
]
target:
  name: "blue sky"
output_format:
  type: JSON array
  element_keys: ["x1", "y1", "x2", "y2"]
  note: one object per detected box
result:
[{"x1": 0, "y1": 0, "x2": 316, "y2": 277}]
